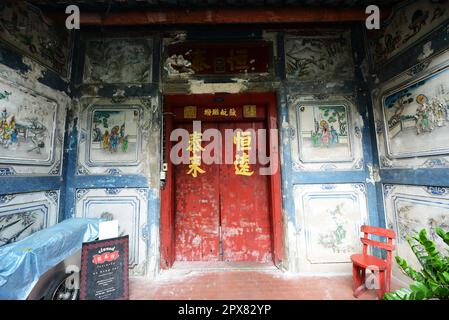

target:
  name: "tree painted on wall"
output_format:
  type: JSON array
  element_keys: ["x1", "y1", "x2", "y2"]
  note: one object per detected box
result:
[
  {"x1": 385, "y1": 80, "x2": 427, "y2": 128},
  {"x1": 320, "y1": 106, "x2": 347, "y2": 135},
  {"x1": 93, "y1": 111, "x2": 120, "y2": 129}
]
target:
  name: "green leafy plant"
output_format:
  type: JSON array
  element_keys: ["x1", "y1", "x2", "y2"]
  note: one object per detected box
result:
[{"x1": 384, "y1": 227, "x2": 449, "y2": 300}]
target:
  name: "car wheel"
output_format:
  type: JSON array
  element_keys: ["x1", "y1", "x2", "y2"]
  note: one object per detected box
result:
[{"x1": 44, "y1": 272, "x2": 79, "y2": 300}]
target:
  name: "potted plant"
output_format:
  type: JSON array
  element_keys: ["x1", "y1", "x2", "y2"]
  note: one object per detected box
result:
[{"x1": 384, "y1": 227, "x2": 449, "y2": 300}]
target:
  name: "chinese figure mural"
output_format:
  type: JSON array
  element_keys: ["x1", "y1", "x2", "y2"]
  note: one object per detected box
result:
[
  {"x1": 382, "y1": 66, "x2": 449, "y2": 158},
  {"x1": 289, "y1": 95, "x2": 363, "y2": 171},
  {"x1": 83, "y1": 38, "x2": 153, "y2": 84},
  {"x1": 0, "y1": 80, "x2": 58, "y2": 165},
  {"x1": 298, "y1": 105, "x2": 351, "y2": 162},
  {"x1": 78, "y1": 97, "x2": 157, "y2": 176},
  {"x1": 368, "y1": 1, "x2": 448, "y2": 66},
  {"x1": 285, "y1": 32, "x2": 354, "y2": 81},
  {"x1": 89, "y1": 108, "x2": 140, "y2": 165}
]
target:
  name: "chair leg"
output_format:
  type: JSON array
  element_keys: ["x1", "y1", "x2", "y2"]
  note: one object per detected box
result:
[
  {"x1": 378, "y1": 271, "x2": 386, "y2": 300},
  {"x1": 353, "y1": 265, "x2": 367, "y2": 298},
  {"x1": 352, "y1": 265, "x2": 360, "y2": 290},
  {"x1": 386, "y1": 269, "x2": 391, "y2": 293}
]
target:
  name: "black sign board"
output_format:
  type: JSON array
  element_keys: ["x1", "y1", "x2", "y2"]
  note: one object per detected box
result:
[{"x1": 80, "y1": 236, "x2": 129, "y2": 300}]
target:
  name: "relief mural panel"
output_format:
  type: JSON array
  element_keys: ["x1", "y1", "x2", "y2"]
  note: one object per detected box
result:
[
  {"x1": 367, "y1": 0, "x2": 448, "y2": 67},
  {"x1": 285, "y1": 32, "x2": 354, "y2": 82},
  {"x1": 77, "y1": 97, "x2": 157, "y2": 175},
  {"x1": 382, "y1": 66, "x2": 449, "y2": 158},
  {"x1": 384, "y1": 184, "x2": 449, "y2": 283},
  {"x1": 294, "y1": 184, "x2": 368, "y2": 273},
  {"x1": 0, "y1": 79, "x2": 57, "y2": 165},
  {"x1": 0, "y1": 2, "x2": 71, "y2": 78},
  {"x1": 374, "y1": 50, "x2": 449, "y2": 168},
  {"x1": 83, "y1": 38, "x2": 153, "y2": 85},
  {"x1": 0, "y1": 76, "x2": 65, "y2": 176},
  {"x1": 288, "y1": 95, "x2": 364, "y2": 171},
  {"x1": 0, "y1": 191, "x2": 59, "y2": 247},
  {"x1": 88, "y1": 108, "x2": 140, "y2": 166},
  {"x1": 75, "y1": 188, "x2": 149, "y2": 275},
  {"x1": 297, "y1": 104, "x2": 351, "y2": 162}
]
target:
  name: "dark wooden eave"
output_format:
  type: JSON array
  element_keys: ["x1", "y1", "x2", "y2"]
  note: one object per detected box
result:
[{"x1": 42, "y1": 7, "x2": 392, "y2": 26}]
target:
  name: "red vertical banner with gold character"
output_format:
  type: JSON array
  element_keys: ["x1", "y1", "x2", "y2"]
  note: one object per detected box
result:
[
  {"x1": 187, "y1": 131, "x2": 205, "y2": 178},
  {"x1": 233, "y1": 131, "x2": 254, "y2": 177}
]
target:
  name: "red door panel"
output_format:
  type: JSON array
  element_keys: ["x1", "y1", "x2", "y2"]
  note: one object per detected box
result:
[
  {"x1": 174, "y1": 123, "x2": 220, "y2": 261},
  {"x1": 219, "y1": 122, "x2": 273, "y2": 262},
  {"x1": 174, "y1": 120, "x2": 273, "y2": 263}
]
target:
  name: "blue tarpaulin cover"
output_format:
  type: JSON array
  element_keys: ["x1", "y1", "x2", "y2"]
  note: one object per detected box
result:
[{"x1": 0, "y1": 218, "x2": 100, "y2": 300}]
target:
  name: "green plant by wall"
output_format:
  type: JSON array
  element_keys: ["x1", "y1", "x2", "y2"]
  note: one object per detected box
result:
[{"x1": 384, "y1": 227, "x2": 449, "y2": 300}]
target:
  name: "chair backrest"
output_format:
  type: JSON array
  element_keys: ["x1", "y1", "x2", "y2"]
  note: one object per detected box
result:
[{"x1": 360, "y1": 225, "x2": 396, "y2": 257}]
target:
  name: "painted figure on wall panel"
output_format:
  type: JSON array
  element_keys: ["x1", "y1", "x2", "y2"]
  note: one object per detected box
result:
[
  {"x1": 383, "y1": 66, "x2": 449, "y2": 158},
  {"x1": 89, "y1": 108, "x2": 140, "y2": 164},
  {"x1": 298, "y1": 105, "x2": 351, "y2": 162},
  {"x1": 368, "y1": 1, "x2": 448, "y2": 66},
  {"x1": 0, "y1": 80, "x2": 57, "y2": 165},
  {"x1": 285, "y1": 33, "x2": 354, "y2": 81},
  {"x1": 83, "y1": 38, "x2": 152, "y2": 84}
]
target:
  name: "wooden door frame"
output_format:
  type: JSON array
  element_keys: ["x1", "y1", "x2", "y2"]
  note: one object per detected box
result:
[{"x1": 160, "y1": 92, "x2": 283, "y2": 268}]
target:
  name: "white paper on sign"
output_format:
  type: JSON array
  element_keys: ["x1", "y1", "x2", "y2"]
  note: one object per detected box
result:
[{"x1": 99, "y1": 220, "x2": 119, "y2": 240}]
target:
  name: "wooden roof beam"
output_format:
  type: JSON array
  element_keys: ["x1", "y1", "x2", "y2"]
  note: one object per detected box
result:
[{"x1": 45, "y1": 7, "x2": 392, "y2": 26}]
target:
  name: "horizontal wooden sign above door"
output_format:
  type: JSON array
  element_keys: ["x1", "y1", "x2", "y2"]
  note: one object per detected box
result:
[
  {"x1": 174, "y1": 105, "x2": 266, "y2": 122},
  {"x1": 166, "y1": 41, "x2": 272, "y2": 76}
]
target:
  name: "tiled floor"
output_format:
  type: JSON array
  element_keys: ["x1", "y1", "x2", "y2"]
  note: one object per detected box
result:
[{"x1": 129, "y1": 262, "x2": 402, "y2": 300}]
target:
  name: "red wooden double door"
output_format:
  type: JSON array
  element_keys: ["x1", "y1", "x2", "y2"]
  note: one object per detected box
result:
[{"x1": 174, "y1": 121, "x2": 272, "y2": 262}]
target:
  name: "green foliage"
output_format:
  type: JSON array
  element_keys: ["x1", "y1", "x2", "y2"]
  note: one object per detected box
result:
[
  {"x1": 0, "y1": 90, "x2": 11, "y2": 100},
  {"x1": 383, "y1": 227, "x2": 449, "y2": 300}
]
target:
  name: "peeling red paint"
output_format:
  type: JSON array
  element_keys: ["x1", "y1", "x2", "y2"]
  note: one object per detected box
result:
[
  {"x1": 161, "y1": 93, "x2": 283, "y2": 268},
  {"x1": 219, "y1": 122, "x2": 272, "y2": 262},
  {"x1": 174, "y1": 122, "x2": 272, "y2": 262}
]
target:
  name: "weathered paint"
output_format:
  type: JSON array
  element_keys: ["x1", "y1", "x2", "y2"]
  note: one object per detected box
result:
[
  {"x1": 162, "y1": 93, "x2": 282, "y2": 267},
  {"x1": 366, "y1": 0, "x2": 449, "y2": 269},
  {"x1": 1, "y1": 0, "x2": 448, "y2": 280},
  {"x1": 220, "y1": 122, "x2": 272, "y2": 262},
  {"x1": 174, "y1": 122, "x2": 221, "y2": 261}
]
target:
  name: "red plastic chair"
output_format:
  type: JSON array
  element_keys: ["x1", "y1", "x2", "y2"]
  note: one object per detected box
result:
[{"x1": 350, "y1": 225, "x2": 396, "y2": 299}]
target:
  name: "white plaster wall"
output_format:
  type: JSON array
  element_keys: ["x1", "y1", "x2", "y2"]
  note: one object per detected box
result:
[
  {"x1": 293, "y1": 184, "x2": 369, "y2": 274},
  {"x1": 74, "y1": 188, "x2": 149, "y2": 276}
]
